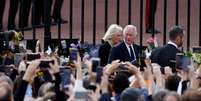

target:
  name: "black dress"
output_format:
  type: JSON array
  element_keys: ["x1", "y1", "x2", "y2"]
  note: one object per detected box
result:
[{"x1": 98, "y1": 41, "x2": 112, "y2": 67}]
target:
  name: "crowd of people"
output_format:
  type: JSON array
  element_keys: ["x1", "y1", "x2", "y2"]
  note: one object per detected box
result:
[
  {"x1": 0, "y1": 0, "x2": 66, "y2": 32},
  {"x1": 0, "y1": 24, "x2": 201, "y2": 101}
]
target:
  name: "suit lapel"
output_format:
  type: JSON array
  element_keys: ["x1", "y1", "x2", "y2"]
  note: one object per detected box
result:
[{"x1": 122, "y1": 42, "x2": 132, "y2": 59}]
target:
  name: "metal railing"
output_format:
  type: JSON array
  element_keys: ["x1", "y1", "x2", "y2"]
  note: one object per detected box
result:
[{"x1": 2, "y1": 0, "x2": 201, "y2": 50}]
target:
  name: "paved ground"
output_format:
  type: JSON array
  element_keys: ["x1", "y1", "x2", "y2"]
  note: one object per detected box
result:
[{"x1": 1, "y1": 0, "x2": 200, "y2": 50}]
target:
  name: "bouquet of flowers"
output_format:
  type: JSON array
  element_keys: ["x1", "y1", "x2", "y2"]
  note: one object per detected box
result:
[
  {"x1": 183, "y1": 51, "x2": 201, "y2": 69},
  {"x1": 144, "y1": 37, "x2": 158, "y2": 58},
  {"x1": 192, "y1": 53, "x2": 201, "y2": 68}
]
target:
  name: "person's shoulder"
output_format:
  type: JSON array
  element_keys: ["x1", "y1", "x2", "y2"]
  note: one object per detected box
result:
[
  {"x1": 132, "y1": 44, "x2": 141, "y2": 50},
  {"x1": 162, "y1": 44, "x2": 178, "y2": 51},
  {"x1": 133, "y1": 44, "x2": 140, "y2": 48},
  {"x1": 114, "y1": 42, "x2": 125, "y2": 48},
  {"x1": 99, "y1": 42, "x2": 111, "y2": 49}
]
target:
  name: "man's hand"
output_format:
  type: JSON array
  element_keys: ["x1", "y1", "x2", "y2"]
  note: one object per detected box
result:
[
  {"x1": 164, "y1": 66, "x2": 173, "y2": 78},
  {"x1": 125, "y1": 62, "x2": 139, "y2": 75},
  {"x1": 104, "y1": 60, "x2": 120, "y2": 75}
]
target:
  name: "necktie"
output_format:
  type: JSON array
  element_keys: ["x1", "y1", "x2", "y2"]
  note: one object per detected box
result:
[{"x1": 129, "y1": 45, "x2": 135, "y2": 61}]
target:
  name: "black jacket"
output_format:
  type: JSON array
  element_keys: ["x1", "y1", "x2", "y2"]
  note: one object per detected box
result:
[
  {"x1": 150, "y1": 44, "x2": 181, "y2": 67},
  {"x1": 98, "y1": 41, "x2": 112, "y2": 66},
  {"x1": 108, "y1": 42, "x2": 141, "y2": 63}
]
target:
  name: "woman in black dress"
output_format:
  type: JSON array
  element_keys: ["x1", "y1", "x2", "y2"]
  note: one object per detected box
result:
[{"x1": 98, "y1": 24, "x2": 123, "y2": 66}]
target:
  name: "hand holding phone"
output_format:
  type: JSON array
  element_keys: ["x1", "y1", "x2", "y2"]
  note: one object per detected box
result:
[
  {"x1": 60, "y1": 68, "x2": 72, "y2": 91},
  {"x1": 26, "y1": 53, "x2": 41, "y2": 61},
  {"x1": 69, "y1": 48, "x2": 78, "y2": 61},
  {"x1": 192, "y1": 46, "x2": 201, "y2": 53},
  {"x1": 91, "y1": 57, "x2": 100, "y2": 72},
  {"x1": 176, "y1": 53, "x2": 191, "y2": 71},
  {"x1": 39, "y1": 59, "x2": 54, "y2": 68}
]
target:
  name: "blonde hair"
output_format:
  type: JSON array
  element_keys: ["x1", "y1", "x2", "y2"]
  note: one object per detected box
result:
[{"x1": 102, "y1": 24, "x2": 123, "y2": 42}]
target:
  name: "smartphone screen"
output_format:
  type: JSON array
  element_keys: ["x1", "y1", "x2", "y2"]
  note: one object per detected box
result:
[
  {"x1": 176, "y1": 53, "x2": 191, "y2": 71},
  {"x1": 91, "y1": 57, "x2": 100, "y2": 72},
  {"x1": 192, "y1": 46, "x2": 201, "y2": 53},
  {"x1": 69, "y1": 48, "x2": 78, "y2": 61},
  {"x1": 14, "y1": 53, "x2": 25, "y2": 66},
  {"x1": 74, "y1": 91, "x2": 90, "y2": 100},
  {"x1": 60, "y1": 68, "x2": 71, "y2": 90},
  {"x1": 39, "y1": 60, "x2": 54, "y2": 68},
  {"x1": 26, "y1": 53, "x2": 41, "y2": 61}
]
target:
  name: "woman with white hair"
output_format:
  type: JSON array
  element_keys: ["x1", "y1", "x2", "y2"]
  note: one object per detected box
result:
[{"x1": 98, "y1": 24, "x2": 123, "y2": 66}]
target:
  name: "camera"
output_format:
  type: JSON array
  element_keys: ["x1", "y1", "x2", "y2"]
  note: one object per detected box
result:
[
  {"x1": 91, "y1": 57, "x2": 100, "y2": 72},
  {"x1": 39, "y1": 60, "x2": 54, "y2": 68},
  {"x1": 26, "y1": 53, "x2": 41, "y2": 61},
  {"x1": 176, "y1": 53, "x2": 191, "y2": 71},
  {"x1": 69, "y1": 48, "x2": 78, "y2": 61},
  {"x1": 192, "y1": 46, "x2": 201, "y2": 53},
  {"x1": 74, "y1": 91, "x2": 91, "y2": 100},
  {"x1": 60, "y1": 67, "x2": 72, "y2": 91}
]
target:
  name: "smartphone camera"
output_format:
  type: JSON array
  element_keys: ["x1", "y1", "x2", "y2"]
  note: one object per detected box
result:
[
  {"x1": 60, "y1": 68, "x2": 72, "y2": 91},
  {"x1": 69, "y1": 48, "x2": 78, "y2": 61},
  {"x1": 176, "y1": 53, "x2": 191, "y2": 71},
  {"x1": 91, "y1": 57, "x2": 100, "y2": 72},
  {"x1": 192, "y1": 46, "x2": 201, "y2": 53},
  {"x1": 39, "y1": 60, "x2": 54, "y2": 68},
  {"x1": 74, "y1": 91, "x2": 90, "y2": 100},
  {"x1": 26, "y1": 53, "x2": 41, "y2": 61}
]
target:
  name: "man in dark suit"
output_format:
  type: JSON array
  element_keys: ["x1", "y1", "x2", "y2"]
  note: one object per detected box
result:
[
  {"x1": 150, "y1": 26, "x2": 184, "y2": 69},
  {"x1": 0, "y1": 0, "x2": 5, "y2": 31},
  {"x1": 108, "y1": 25, "x2": 141, "y2": 63}
]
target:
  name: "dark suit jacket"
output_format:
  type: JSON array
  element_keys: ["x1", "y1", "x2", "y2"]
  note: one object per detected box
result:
[
  {"x1": 150, "y1": 44, "x2": 181, "y2": 67},
  {"x1": 98, "y1": 41, "x2": 112, "y2": 66},
  {"x1": 108, "y1": 42, "x2": 141, "y2": 63}
]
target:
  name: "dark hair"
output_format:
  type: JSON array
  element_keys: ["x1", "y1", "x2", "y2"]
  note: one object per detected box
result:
[
  {"x1": 164, "y1": 92, "x2": 181, "y2": 101},
  {"x1": 38, "y1": 82, "x2": 55, "y2": 97},
  {"x1": 165, "y1": 75, "x2": 181, "y2": 91},
  {"x1": 182, "y1": 89, "x2": 201, "y2": 101},
  {"x1": 169, "y1": 26, "x2": 184, "y2": 41},
  {"x1": 120, "y1": 87, "x2": 144, "y2": 101},
  {"x1": 32, "y1": 70, "x2": 53, "y2": 98},
  {"x1": 0, "y1": 83, "x2": 12, "y2": 101},
  {"x1": 152, "y1": 90, "x2": 169, "y2": 101},
  {"x1": 113, "y1": 73, "x2": 129, "y2": 94}
]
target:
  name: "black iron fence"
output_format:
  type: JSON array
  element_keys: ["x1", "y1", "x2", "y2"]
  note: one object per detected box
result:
[{"x1": 2, "y1": 0, "x2": 201, "y2": 50}]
